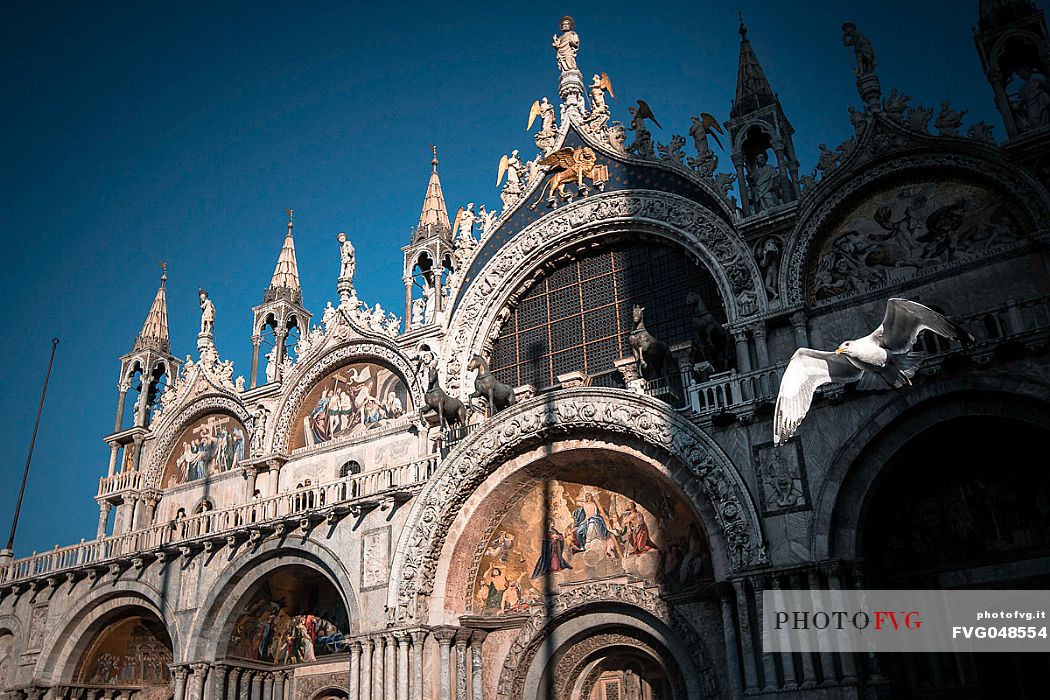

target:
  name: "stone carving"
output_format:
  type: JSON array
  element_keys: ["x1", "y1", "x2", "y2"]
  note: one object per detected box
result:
[
  {"x1": 967, "y1": 120, "x2": 996, "y2": 144},
  {"x1": 906, "y1": 104, "x2": 933, "y2": 133},
  {"x1": 198, "y1": 289, "x2": 215, "y2": 336},
  {"x1": 626, "y1": 100, "x2": 660, "y2": 158},
  {"x1": 881, "y1": 88, "x2": 911, "y2": 125},
  {"x1": 842, "y1": 22, "x2": 876, "y2": 77},
  {"x1": 529, "y1": 146, "x2": 608, "y2": 209},
  {"x1": 756, "y1": 237, "x2": 781, "y2": 300},
  {"x1": 362, "y1": 527, "x2": 391, "y2": 589},
  {"x1": 477, "y1": 204, "x2": 498, "y2": 238},
  {"x1": 249, "y1": 403, "x2": 270, "y2": 455},
  {"x1": 848, "y1": 105, "x2": 867, "y2": 135},
  {"x1": 555, "y1": 633, "x2": 686, "y2": 700},
  {"x1": 553, "y1": 16, "x2": 579, "y2": 72},
  {"x1": 410, "y1": 298, "x2": 425, "y2": 329},
  {"x1": 934, "y1": 101, "x2": 967, "y2": 137},
  {"x1": 587, "y1": 72, "x2": 613, "y2": 128},
  {"x1": 815, "y1": 142, "x2": 841, "y2": 179},
  {"x1": 466, "y1": 353, "x2": 516, "y2": 415},
  {"x1": 754, "y1": 441, "x2": 810, "y2": 515},
  {"x1": 628, "y1": 305, "x2": 668, "y2": 377},
  {"x1": 1012, "y1": 67, "x2": 1050, "y2": 131},
  {"x1": 388, "y1": 389, "x2": 767, "y2": 621},
  {"x1": 444, "y1": 191, "x2": 762, "y2": 393},
  {"x1": 657, "y1": 135, "x2": 687, "y2": 166},
  {"x1": 496, "y1": 152, "x2": 526, "y2": 209},
  {"x1": 423, "y1": 367, "x2": 469, "y2": 430},
  {"x1": 747, "y1": 151, "x2": 782, "y2": 213},
  {"x1": 528, "y1": 97, "x2": 559, "y2": 155}
]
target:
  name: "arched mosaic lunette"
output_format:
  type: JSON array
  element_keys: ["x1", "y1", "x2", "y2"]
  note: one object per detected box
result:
[{"x1": 386, "y1": 388, "x2": 766, "y2": 622}]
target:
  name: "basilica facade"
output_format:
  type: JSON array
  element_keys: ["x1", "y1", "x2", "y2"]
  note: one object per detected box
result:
[{"x1": 2, "y1": 3, "x2": 1050, "y2": 699}]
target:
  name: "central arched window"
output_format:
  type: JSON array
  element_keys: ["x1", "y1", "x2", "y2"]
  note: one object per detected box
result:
[{"x1": 489, "y1": 241, "x2": 727, "y2": 390}]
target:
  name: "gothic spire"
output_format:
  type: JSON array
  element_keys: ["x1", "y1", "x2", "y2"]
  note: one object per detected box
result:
[
  {"x1": 730, "y1": 15, "x2": 777, "y2": 119},
  {"x1": 415, "y1": 146, "x2": 451, "y2": 241},
  {"x1": 266, "y1": 210, "x2": 303, "y2": 304},
  {"x1": 134, "y1": 264, "x2": 170, "y2": 353},
  {"x1": 979, "y1": 0, "x2": 1036, "y2": 31}
]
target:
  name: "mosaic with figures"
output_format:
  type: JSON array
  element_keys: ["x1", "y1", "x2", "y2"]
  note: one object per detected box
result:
[
  {"x1": 471, "y1": 475, "x2": 710, "y2": 615},
  {"x1": 74, "y1": 617, "x2": 172, "y2": 688},
  {"x1": 809, "y1": 180, "x2": 1025, "y2": 302},
  {"x1": 292, "y1": 362, "x2": 412, "y2": 450},
  {"x1": 162, "y1": 413, "x2": 247, "y2": 488}
]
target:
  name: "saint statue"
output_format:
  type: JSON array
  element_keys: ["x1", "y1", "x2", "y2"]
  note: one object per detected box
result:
[
  {"x1": 553, "y1": 16, "x2": 579, "y2": 73},
  {"x1": 198, "y1": 288, "x2": 215, "y2": 335},
  {"x1": 337, "y1": 232, "x2": 355, "y2": 282},
  {"x1": 842, "y1": 23, "x2": 876, "y2": 77},
  {"x1": 1014, "y1": 67, "x2": 1050, "y2": 130},
  {"x1": 747, "y1": 152, "x2": 782, "y2": 213}
]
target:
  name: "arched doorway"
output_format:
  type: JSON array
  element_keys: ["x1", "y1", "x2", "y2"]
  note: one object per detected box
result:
[
  {"x1": 71, "y1": 611, "x2": 173, "y2": 694},
  {"x1": 860, "y1": 413, "x2": 1050, "y2": 697}
]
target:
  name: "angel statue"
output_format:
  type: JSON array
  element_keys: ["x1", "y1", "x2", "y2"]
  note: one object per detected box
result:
[
  {"x1": 589, "y1": 73, "x2": 614, "y2": 116},
  {"x1": 627, "y1": 100, "x2": 661, "y2": 158},
  {"x1": 478, "y1": 205, "x2": 498, "y2": 238},
  {"x1": 687, "y1": 112, "x2": 724, "y2": 174},
  {"x1": 553, "y1": 16, "x2": 579, "y2": 73},
  {"x1": 528, "y1": 97, "x2": 559, "y2": 154},
  {"x1": 497, "y1": 151, "x2": 526, "y2": 207},
  {"x1": 452, "y1": 203, "x2": 476, "y2": 243}
]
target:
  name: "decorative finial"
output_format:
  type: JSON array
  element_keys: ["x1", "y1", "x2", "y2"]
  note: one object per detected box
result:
[
  {"x1": 738, "y1": 12, "x2": 747, "y2": 37},
  {"x1": 430, "y1": 144, "x2": 438, "y2": 172},
  {"x1": 286, "y1": 208, "x2": 294, "y2": 234},
  {"x1": 159, "y1": 261, "x2": 167, "y2": 286}
]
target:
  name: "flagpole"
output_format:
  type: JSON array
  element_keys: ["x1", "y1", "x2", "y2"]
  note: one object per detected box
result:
[{"x1": 4, "y1": 337, "x2": 60, "y2": 555}]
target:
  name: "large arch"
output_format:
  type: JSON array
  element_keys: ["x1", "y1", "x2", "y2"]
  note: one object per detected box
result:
[
  {"x1": 185, "y1": 535, "x2": 358, "y2": 662},
  {"x1": 813, "y1": 372, "x2": 1050, "y2": 560},
  {"x1": 386, "y1": 388, "x2": 766, "y2": 622},
  {"x1": 443, "y1": 191, "x2": 765, "y2": 395},
  {"x1": 34, "y1": 582, "x2": 181, "y2": 685},
  {"x1": 496, "y1": 581, "x2": 720, "y2": 700},
  {"x1": 269, "y1": 338, "x2": 423, "y2": 455}
]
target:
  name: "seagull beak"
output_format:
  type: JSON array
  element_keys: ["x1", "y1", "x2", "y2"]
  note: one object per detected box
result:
[{"x1": 834, "y1": 347, "x2": 845, "y2": 354}]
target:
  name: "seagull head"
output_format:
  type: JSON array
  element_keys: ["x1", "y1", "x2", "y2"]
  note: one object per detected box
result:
[{"x1": 835, "y1": 341, "x2": 852, "y2": 356}]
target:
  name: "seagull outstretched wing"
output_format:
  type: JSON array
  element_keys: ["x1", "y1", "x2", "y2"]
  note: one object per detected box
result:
[
  {"x1": 875, "y1": 298, "x2": 975, "y2": 353},
  {"x1": 773, "y1": 348, "x2": 863, "y2": 445}
]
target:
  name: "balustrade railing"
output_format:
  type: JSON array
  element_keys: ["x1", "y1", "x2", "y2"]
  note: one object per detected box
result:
[
  {"x1": 2, "y1": 455, "x2": 438, "y2": 585},
  {"x1": 97, "y1": 469, "x2": 144, "y2": 497}
]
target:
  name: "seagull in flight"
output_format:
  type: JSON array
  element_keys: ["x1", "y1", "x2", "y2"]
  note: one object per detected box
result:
[{"x1": 773, "y1": 298, "x2": 975, "y2": 445}]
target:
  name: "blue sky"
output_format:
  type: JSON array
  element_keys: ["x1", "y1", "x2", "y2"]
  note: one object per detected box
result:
[{"x1": 0, "y1": 1, "x2": 1016, "y2": 555}]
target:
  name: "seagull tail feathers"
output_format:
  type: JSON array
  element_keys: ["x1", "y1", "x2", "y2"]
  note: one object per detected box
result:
[{"x1": 950, "y1": 320, "x2": 976, "y2": 347}]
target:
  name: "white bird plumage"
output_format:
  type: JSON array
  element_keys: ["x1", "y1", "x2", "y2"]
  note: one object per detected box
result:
[{"x1": 772, "y1": 298, "x2": 975, "y2": 446}]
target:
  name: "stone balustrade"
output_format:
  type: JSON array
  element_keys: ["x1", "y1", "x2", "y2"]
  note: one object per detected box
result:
[
  {"x1": 96, "y1": 469, "x2": 144, "y2": 498},
  {"x1": 0, "y1": 455, "x2": 438, "y2": 587}
]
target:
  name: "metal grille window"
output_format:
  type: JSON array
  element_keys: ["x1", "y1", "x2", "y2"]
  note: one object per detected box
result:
[{"x1": 489, "y1": 242, "x2": 726, "y2": 390}]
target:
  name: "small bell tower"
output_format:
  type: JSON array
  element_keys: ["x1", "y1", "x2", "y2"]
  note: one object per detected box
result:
[
  {"x1": 974, "y1": 0, "x2": 1050, "y2": 141},
  {"x1": 402, "y1": 147, "x2": 455, "y2": 328},
  {"x1": 724, "y1": 16, "x2": 801, "y2": 218},
  {"x1": 250, "y1": 210, "x2": 311, "y2": 386}
]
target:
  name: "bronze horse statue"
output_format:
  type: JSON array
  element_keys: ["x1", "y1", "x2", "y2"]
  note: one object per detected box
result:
[
  {"x1": 628, "y1": 305, "x2": 668, "y2": 377},
  {"x1": 685, "y1": 291, "x2": 732, "y2": 372},
  {"x1": 467, "y1": 354, "x2": 516, "y2": 415},
  {"x1": 424, "y1": 367, "x2": 468, "y2": 430}
]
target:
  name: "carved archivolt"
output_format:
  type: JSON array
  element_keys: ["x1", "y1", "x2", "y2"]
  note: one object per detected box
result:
[
  {"x1": 269, "y1": 339, "x2": 423, "y2": 455},
  {"x1": 143, "y1": 395, "x2": 252, "y2": 489},
  {"x1": 386, "y1": 388, "x2": 766, "y2": 622},
  {"x1": 497, "y1": 581, "x2": 718, "y2": 699},
  {"x1": 443, "y1": 191, "x2": 765, "y2": 395},
  {"x1": 782, "y1": 149, "x2": 1050, "y2": 305}
]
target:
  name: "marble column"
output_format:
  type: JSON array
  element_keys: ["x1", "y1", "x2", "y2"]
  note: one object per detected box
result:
[
  {"x1": 790, "y1": 572, "x2": 818, "y2": 689},
  {"x1": 410, "y1": 629, "x2": 428, "y2": 700},
  {"x1": 96, "y1": 502, "x2": 111, "y2": 539},
  {"x1": 274, "y1": 671, "x2": 288, "y2": 700},
  {"x1": 733, "y1": 330, "x2": 752, "y2": 373},
  {"x1": 770, "y1": 577, "x2": 798, "y2": 690},
  {"x1": 433, "y1": 626, "x2": 457, "y2": 700},
  {"x1": 454, "y1": 629, "x2": 472, "y2": 700},
  {"x1": 262, "y1": 673, "x2": 274, "y2": 700},
  {"x1": 849, "y1": 563, "x2": 885, "y2": 683},
  {"x1": 350, "y1": 640, "x2": 362, "y2": 700},
  {"x1": 190, "y1": 663, "x2": 209, "y2": 700},
  {"x1": 269, "y1": 461, "x2": 282, "y2": 497},
  {"x1": 717, "y1": 583, "x2": 743, "y2": 699},
  {"x1": 131, "y1": 433, "x2": 146, "y2": 470},
  {"x1": 114, "y1": 385, "x2": 129, "y2": 433},
  {"x1": 752, "y1": 323, "x2": 770, "y2": 368},
  {"x1": 471, "y1": 630, "x2": 487, "y2": 700},
  {"x1": 385, "y1": 633, "x2": 397, "y2": 698},
  {"x1": 106, "y1": 441, "x2": 120, "y2": 478},
  {"x1": 226, "y1": 667, "x2": 241, "y2": 700},
  {"x1": 373, "y1": 635, "x2": 385, "y2": 700},
  {"x1": 250, "y1": 672, "x2": 263, "y2": 700},
  {"x1": 805, "y1": 568, "x2": 834, "y2": 685},
  {"x1": 249, "y1": 335, "x2": 262, "y2": 389},
  {"x1": 172, "y1": 665, "x2": 190, "y2": 700},
  {"x1": 790, "y1": 311, "x2": 809, "y2": 349},
  {"x1": 733, "y1": 579, "x2": 759, "y2": 692},
  {"x1": 244, "y1": 466, "x2": 259, "y2": 502},
  {"x1": 360, "y1": 638, "x2": 373, "y2": 700},
  {"x1": 396, "y1": 632, "x2": 410, "y2": 700},
  {"x1": 239, "y1": 670, "x2": 251, "y2": 700},
  {"x1": 732, "y1": 153, "x2": 751, "y2": 218},
  {"x1": 749, "y1": 575, "x2": 778, "y2": 691},
  {"x1": 822, "y1": 563, "x2": 858, "y2": 684}
]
